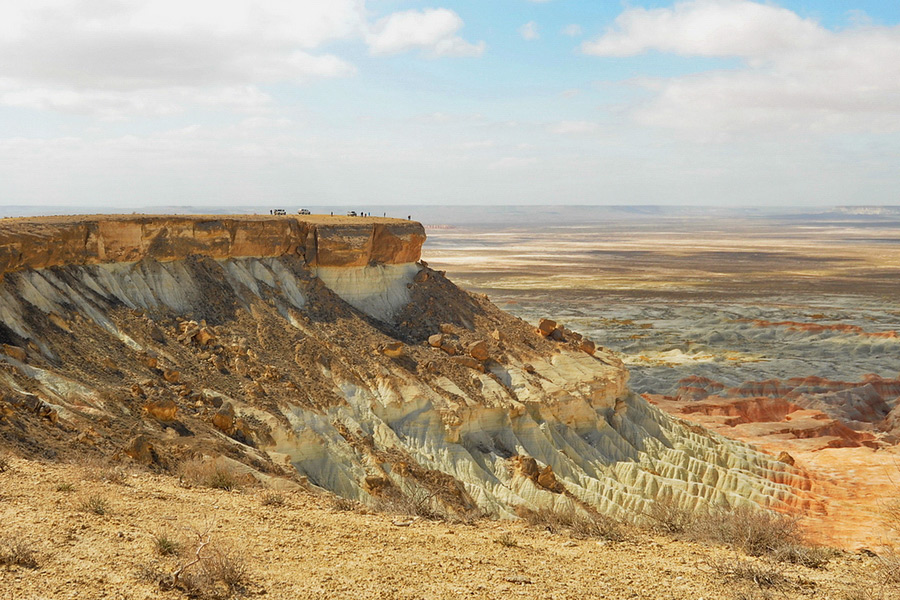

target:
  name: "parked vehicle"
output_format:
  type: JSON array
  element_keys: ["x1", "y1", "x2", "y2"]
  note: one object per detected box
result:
[
  {"x1": 298, "y1": 209, "x2": 311, "y2": 215},
  {"x1": 347, "y1": 211, "x2": 357, "y2": 217}
]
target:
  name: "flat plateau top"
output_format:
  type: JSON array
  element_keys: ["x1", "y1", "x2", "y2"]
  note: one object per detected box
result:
[{"x1": 0, "y1": 213, "x2": 413, "y2": 227}]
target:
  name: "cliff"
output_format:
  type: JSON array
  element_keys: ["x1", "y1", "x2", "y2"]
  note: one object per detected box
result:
[
  {"x1": 0, "y1": 214, "x2": 818, "y2": 526},
  {"x1": 0, "y1": 215, "x2": 426, "y2": 276}
]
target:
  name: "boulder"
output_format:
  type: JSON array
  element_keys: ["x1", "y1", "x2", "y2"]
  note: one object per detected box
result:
[
  {"x1": 124, "y1": 434, "x2": 158, "y2": 465},
  {"x1": 579, "y1": 339, "x2": 596, "y2": 356},
  {"x1": 537, "y1": 319, "x2": 557, "y2": 336},
  {"x1": 213, "y1": 402, "x2": 235, "y2": 433},
  {"x1": 467, "y1": 340, "x2": 489, "y2": 362},
  {"x1": 145, "y1": 398, "x2": 177, "y2": 421},
  {"x1": 163, "y1": 369, "x2": 180, "y2": 383},
  {"x1": 536, "y1": 465, "x2": 565, "y2": 494},
  {"x1": 452, "y1": 356, "x2": 485, "y2": 372},
  {"x1": 428, "y1": 334, "x2": 444, "y2": 348},
  {"x1": 195, "y1": 328, "x2": 216, "y2": 346},
  {"x1": 776, "y1": 451, "x2": 796, "y2": 466},
  {"x1": 549, "y1": 327, "x2": 565, "y2": 342}
]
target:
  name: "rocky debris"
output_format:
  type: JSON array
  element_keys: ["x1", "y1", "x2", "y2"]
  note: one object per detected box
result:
[
  {"x1": 428, "y1": 334, "x2": 444, "y2": 348},
  {"x1": 163, "y1": 369, "x2": 180, "y2": 384},
  {"x1": 177, "y1": 319, "x2": 217, "y2": 347},
  {"x1": 145, "y1": 398, "x2": 177, "y2": 422},
  {"x1": 536, "y1": 318, "x2": 600, "y2": 357},
  {"x1": 363, "y1": 474, "x2": 393, "y2": 495}
]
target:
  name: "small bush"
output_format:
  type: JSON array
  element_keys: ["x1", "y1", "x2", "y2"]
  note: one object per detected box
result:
[
  {"x1": 771, "y1": 543, "x2": 833, "y2": 568},
  {"x1": 261, "y1": 491, "x2": 285, "y2": 507},
  {"x1": 79, "y1": 495, "x2": 110, "y2": 515},
  {"x1": 154, "y1": 532, "x2": 182, "y2": 557},
  {"x1": 645, "y1": 496, "x2": 697, "y2": 534},
  {"x1": 171, "y1": 534, "x2": 248, "y2": 600},
  {"x1": 697, "y1": 505, "x2": 799, "y2": 557},
  {"x1": 0, "y1": 453, "x2": 10, "y2": 473},
  {"x1": 375, "y1": 489, "x2": 442, "y2": 521},
  {"x1": 55, "y1": 482, "x2": 75, "y2": 493},
  {"x1": 520, "y1": 508, "x2": 628, "y2": 542},
  {"x1": 0, "y1": 537, "x2": 38, "y2": 569}
]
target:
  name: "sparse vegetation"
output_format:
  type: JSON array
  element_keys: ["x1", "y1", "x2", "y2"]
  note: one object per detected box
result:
[
  {"x1": 0, "y1": 537, "x2": 39, "y2": 569},
  {"x1": 260, "y1": 491, "x2": 285, "y2": 507},
  {"x1": 494, "y1": 532, "x2": 519, "y2": 548},
  {"x1": 709, "y1": 557, "x2": 787, "y2": 589},
  {"x1": 331, "y1": 496, "x2": 361, "y2": 512},
  {"x1": 519, "y1": 507, "x2": 629, "y2": 542},
  {"x1": 79, "y1": 494, "x2": 110, "y2": 515},
  {"x1": 55, "y1": 482, "x2": 75, "y2": 492},
  {"x1": 0, "y1": 453, "x2": 10, "y2": 473},
  {"x1": 153, "y1": 532, "x2": 182, "y2": 557},
  {"x1": 167, "y1": 529, "x2": 248, "y2": 600},
  {"x1": 180, "y1": 458, "x2": 247, "y2": 491}
]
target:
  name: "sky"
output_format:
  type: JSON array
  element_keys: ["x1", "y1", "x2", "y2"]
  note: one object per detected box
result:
[{"x1": 1, "y1": 0, "x2": 899, "y2": 209}]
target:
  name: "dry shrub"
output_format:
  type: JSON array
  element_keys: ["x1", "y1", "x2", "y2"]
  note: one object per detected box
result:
[
  {"x1": 0, "y1": 537, "x2": 38, "y2": 569},
  {"x1": 696, "y1": 505, "x2": 800, "y2": 557},
  {"x1": 169, "y1": 531, "x2": 248, "y2": 600},
  {"x1": 55, "y1": 482, "x2": 75, "y2": 493},
  {"x1": 180, "y1": 458, "x2": 251, "y2": 491},
  {"x1": 520, "y1": 507, "x2": 628, "y2": 542},
  {"x1": 375, "y1": 488, "x2": 443, "y2": 520},
  {"x1": 645, "y1": 496, "x2": 696, "y2": 534},
  {"x1": 875, "y1": 548, "x2": 900, "y2": 585},
  {"x1": 771, "y1": 543, "x2": 833, "y2": 569},
  {"x1": 82, "y1": 456, "x2": 129, "y2": 485},
  {"x1": 0, "y1": 453, "x2": 10, "y2": 473}
]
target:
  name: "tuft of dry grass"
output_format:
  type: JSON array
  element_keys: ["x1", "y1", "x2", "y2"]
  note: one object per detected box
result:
[
  {"x1": 153, "y1": 531, "x2": 182, "y2": 557},
  {"x1": 494, "y1": 532, "x2": 519, "y2": 548},
  {"x1": 79, "y1": 494, "x2": 111, "y2": 516},
  {"x1": 330, "y1": 496, "x2": 361, "y2": 512},
  {"x1": 260, "y1": 491, "x2": 286, "y2": 507},
  {"x1": 0, "y1": 453, "x2": 10, "y2": 473},
  {"x1": 168, "y1": 532, "x2": 248, "y2": 600},
  {"x1": 55, "y1": 482, "x2": 75, "y2": 493},
  {"x1": 0, "y1": 537, "x2": 39, "y2": 569}
]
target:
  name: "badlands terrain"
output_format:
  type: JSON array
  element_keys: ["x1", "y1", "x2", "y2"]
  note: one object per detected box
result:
[
  {"x1": 424, "y1": 207, "x2": 900, "y2": 548},
  {"x1": 0, "y1": 210, "x2": 898, "y2": 599}
]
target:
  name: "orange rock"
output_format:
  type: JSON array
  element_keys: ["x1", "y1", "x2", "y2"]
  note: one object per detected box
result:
[
  {"x1": 212, "y1": 402, "x2": 235, "y2": 433},
  {"x1": 428, "y1": 334, "x2": 444, "y2": 348},
  {"x1": 163, "y1": 369, "x2": 180, "y2": 383},
  {"x1": 145, "y1": 398, "x2": 177, "y2": 421},
  {"x1": 467, "y1": 340, "x2": 489, "y2": 362},
  {"x1": 580, "y1": 339, "x2": 596, "y2": 355},
  {"x1": 537, "y1": 319, "x2": 557, "y2": 336}
]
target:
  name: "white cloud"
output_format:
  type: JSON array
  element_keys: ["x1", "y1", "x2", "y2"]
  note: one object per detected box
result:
[
  {"x1": 0, "y1": 1, "x2": 481, "y2": 117},
  {"x1": 367, "y1": 9, "x2": 485, "y2": 57},
  {"x1": 581, "y1": 0, "x2": 900, "y2": 136},
  {"x1": 520, "y1": 21, "x2": 540, "y2": 41},
  {"x1": 562, "y1": 24, "x2": 583, "y2": 37},
  {"x1": 489, "y1": 157, "x2": 538, "y2": 169}
]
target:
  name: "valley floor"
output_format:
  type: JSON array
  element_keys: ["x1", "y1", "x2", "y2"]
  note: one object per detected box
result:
[{"x1": 1, "y1": 456, "x2": 896, "y2": 600}]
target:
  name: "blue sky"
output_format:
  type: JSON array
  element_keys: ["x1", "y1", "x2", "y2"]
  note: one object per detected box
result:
[{"x1": 1, "y1": 0, "x2": 899, "y2": 208}]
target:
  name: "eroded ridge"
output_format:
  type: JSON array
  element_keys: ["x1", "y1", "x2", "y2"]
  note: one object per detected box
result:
[{"x1": 0, "y1": 215, "x2": 816, "y2": 523}]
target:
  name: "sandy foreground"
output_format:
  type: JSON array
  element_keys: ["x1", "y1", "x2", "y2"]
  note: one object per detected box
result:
[{"x1": 1, "y1": 457, "x2": 896, "y2": 600}]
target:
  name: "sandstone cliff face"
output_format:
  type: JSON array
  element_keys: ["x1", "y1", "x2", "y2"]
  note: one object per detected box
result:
[
  {"x1": 0, "y1": 215, "x2": 426, "y2": 276},
  {"x1": 0, "y1": 215, "x2": 818, "y2": 525}
]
